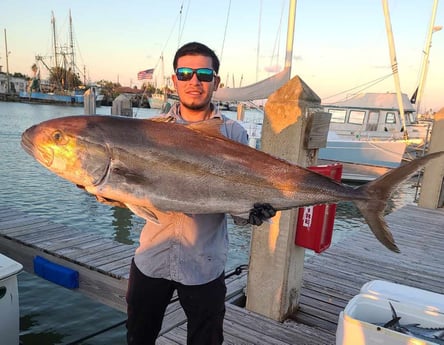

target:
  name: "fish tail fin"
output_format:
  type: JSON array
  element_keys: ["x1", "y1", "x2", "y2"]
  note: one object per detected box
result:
[{"x1": 354, "y1": 151, "x2": 444, "y2": 253}]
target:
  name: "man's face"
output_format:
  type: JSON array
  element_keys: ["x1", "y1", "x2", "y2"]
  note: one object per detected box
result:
[{"x1": 172, "y1": 55, "x2": 220, "y2": 111}]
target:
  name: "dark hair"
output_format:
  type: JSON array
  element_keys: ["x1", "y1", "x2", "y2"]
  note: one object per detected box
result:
[{"x1": 173, "y1": 42, "x2": 220, "y2": 74}]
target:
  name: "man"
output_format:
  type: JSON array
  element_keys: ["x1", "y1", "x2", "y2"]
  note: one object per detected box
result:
[{"x1": 126, "y1": 42, "x2": 275, "y2": 345}]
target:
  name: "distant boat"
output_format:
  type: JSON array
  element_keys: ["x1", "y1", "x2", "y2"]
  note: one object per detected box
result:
[
  {"x1": 19, "y1": 11, "x2": 101, "y2": 106},
  {"x1": 149, "y1": 92, "x2": 168, "y2": 109},
  {"x1": 19, "y1": 90, "x2": 85, "y2": 105}
]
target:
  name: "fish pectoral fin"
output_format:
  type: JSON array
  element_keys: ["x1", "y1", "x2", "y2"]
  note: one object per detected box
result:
[
  {"x1": 95, "y1": 195, "x2": 128, "y2": 208},
  {"x1": 126, "y1": 204, "x2": 160, "y2": 224}
]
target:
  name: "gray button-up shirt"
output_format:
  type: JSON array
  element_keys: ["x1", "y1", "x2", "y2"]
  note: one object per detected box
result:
[{"x1": 134, "y1": 102, "x2": 248, "y2": 285}]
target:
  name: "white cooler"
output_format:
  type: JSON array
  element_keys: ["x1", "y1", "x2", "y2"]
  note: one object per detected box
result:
[
  {"x1": 336, "y1": 280, "x2": 444, "y2": 345},
  {"x1": 0, "y1": 254, "x2": 23, "y2": 345}
]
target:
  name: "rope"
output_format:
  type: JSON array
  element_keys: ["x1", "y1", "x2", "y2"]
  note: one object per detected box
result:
[
  {"x1": 220, "y1": 0, "x2": 232, "y2": 64},
  {"x1": 323, "y1": 73, "x2": 393, "y2": 103}
]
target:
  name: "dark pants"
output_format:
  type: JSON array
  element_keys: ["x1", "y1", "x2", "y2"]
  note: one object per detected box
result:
[{"x1": 126, "y1": 260, "x2": 226, "y2": 345}]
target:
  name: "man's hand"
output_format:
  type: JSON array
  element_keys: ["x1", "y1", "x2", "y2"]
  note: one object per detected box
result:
[{"x1": 248, "y1": 203, "x2": 276, "y2": 226}]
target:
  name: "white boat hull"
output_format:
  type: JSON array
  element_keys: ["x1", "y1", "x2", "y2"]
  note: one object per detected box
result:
[{"x1": 319, "y1": 139, "x2": 407, "y2": 168}]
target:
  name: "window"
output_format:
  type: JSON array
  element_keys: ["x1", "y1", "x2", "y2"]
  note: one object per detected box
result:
[
  {"x1": 328, "y1": 109, "x2": 346, "y2": 123},
  {"x1": 407, "y1": 112, "x2": 417, "y2": 124},
  {"x1": 348, "y1": 110, "x2": 365, "y2": 124},
  {"x1": 385, "y1": 112, "x2": 396, "y2": 124}
]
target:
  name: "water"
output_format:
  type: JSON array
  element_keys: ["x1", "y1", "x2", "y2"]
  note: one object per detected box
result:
[{"x1": 0, "y1": 101, "x2": 418, "y2": 344}]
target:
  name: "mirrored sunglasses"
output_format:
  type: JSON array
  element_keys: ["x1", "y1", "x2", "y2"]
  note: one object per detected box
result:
[{"x1": 175, "y1": 67, "x2": 215, "y2": 82}]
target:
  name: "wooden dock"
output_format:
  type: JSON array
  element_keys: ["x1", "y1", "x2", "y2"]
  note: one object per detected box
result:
[{"x1": 1, "y1": 204, "x2": 444, "y2": 344}]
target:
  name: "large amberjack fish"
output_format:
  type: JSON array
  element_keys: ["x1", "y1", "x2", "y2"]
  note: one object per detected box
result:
[{"x1": 21, "y1": 115, "x2": 444, "y2": 252}]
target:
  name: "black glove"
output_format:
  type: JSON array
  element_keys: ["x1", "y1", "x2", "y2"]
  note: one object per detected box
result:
[{"x1": 248, "y1": 203, "x2": 276, "y2": 226}]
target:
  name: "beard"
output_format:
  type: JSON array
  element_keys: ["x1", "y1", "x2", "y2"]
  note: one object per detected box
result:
[{"x1": 181, "y1": 95, "x2": 212, "y2": 111}]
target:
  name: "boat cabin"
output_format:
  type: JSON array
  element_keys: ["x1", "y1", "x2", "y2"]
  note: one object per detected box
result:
[{"x1": 323, "y1": 93, "x2": 428, "y2": 143}]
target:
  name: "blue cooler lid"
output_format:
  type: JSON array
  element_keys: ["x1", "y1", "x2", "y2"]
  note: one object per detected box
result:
[{"x1": 0, "y1": 254, "x2": 23, "y2": 280}]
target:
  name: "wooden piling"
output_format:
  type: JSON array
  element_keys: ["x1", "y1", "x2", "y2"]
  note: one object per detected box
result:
[
  {"x1": 83, "y1": 88, "x2": 96, "y2": 115},
  {"x1": 418, "y1": 108, "x2": 444, "y2": 208},
  {"x1": 111, "y1": 94, "x2": 133, "y2": 117},
  {"x1": 246, "y1": 76, "x2": 326, "y2": 321}
]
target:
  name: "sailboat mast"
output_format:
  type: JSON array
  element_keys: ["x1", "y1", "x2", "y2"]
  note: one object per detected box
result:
[
  {"x1": 69, "y1": 9, "x2": 76, "y2": 76},
  {"x1": 51, "y1": 11, "x2": 58, "y2": 70},
  {"x1": 415, "y1": 0, "x2": 440, "y2": 115},
  {"x1": 382, "y1": 0, "x2": 408, "y2": 139},
  {"x1": 284, "y1": 0, "x2": 297, "y2": 75}
]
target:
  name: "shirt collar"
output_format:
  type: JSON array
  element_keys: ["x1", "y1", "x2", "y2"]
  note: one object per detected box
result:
[{"x1": 167, "y1": 102, "x2": 222, "y2": 123}]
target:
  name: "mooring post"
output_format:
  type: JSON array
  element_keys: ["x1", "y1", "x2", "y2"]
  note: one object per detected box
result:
[
  {"x1": 83, "y1": 87, "x2": 96, "y2": 115},
  {"x1": 111, "y1": 94, "x2": 133, "y2": 117},
  {"x1": 246, "y1": 76, "x2": 328, "y2": 321},
  {"x1": 418, "y1": 108, "x2": 444, "y2": 208}
]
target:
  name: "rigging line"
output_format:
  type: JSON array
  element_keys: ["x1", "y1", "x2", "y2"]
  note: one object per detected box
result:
[
  {"x1": 178, "y1": 2, "x2": 184, "y2": 48},
  {"x1": 160, "y1": 6, "x2": 182, "y2": 55},
  {"x1": 329, "y1": 77, "x2": 392, "y2": 105},
  {"x1": 256, "y1": 0, "x2": 263, "y2": 82},
  {"x1": 345, "y1": 76, "x2": 394, "y2": 99},
  {"x1": 220, "y1": 0, "x2": 232, "y2": 64},
  {"x1": 178, "y1": 0, "x2": 191, "y2": 47},
  {"x1": 269, "y1": 0, "x2": 285, "y2": 70},
  {"x1": 323, "y1": 73, "x2": 393, "y2": 101}
]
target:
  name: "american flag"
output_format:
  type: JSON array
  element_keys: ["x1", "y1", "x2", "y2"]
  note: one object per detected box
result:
[{"x1": 137, "y1": 68, "x2": 154, "y2": 80}]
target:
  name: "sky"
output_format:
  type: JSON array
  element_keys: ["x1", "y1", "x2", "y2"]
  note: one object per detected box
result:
[{"x1": 1, "y1": 0, "x2": 443, "y2": 112}]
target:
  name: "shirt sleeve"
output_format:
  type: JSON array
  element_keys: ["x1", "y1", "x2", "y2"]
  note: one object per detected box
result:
[{"x1": 221, "y1": 116, "x2": 249, "y2": 145}]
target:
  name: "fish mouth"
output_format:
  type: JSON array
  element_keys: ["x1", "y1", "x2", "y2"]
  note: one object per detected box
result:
[{"x1": 21, "y1": 130, "x2": 54, "y2": 166}]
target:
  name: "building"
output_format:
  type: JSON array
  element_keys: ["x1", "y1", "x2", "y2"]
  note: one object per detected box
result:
[{"x1": 0, "y1": 72, "x2": 27, "y2": 95}]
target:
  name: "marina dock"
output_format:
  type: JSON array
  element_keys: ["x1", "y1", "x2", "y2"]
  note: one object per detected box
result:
[{"x1": 1, "y1": 203, "x2": 443, "y2": 344}]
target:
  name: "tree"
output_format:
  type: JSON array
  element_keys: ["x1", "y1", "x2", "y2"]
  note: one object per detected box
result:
[
  {"x1": 49, "y1": 66, "x2": 82, "y2": 90},
  {"x1": 96, "y1": 79, "x2": 121, "y2": 106}
]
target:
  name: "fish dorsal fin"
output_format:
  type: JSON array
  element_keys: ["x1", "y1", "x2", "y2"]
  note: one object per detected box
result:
[{"x1": 187, "y1": 118, "x2": 225, "y2": 138}]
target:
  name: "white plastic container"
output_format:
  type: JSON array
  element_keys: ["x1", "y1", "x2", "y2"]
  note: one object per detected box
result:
[
  {"x1": 0, "y1": 254, "x2": 23, "y2": 345},
  {"x1": 360, "y1": 279, "x2": 444, "y2": 313},
  {"x1": 336, "y1": 280, "x2": 444, "y2": 345}
]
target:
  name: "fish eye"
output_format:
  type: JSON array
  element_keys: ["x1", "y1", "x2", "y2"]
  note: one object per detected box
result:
[{"x1": 52, "y1": 130, "x2": 67, "y2": 144}]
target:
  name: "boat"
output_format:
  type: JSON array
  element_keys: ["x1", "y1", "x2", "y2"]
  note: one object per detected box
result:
[
  {"x1": 317, "y1": 92, "x2": 432, "y2": 181},
  {"x1": 217, "y1": 2, "x2": 428, "y2": 182},
  {"x1": 149, "y1": 92, "x2": 168, "y2": 109},
  {"x1": 316, "y1": 0, "x2": 438, "y2": 181},
  {"x1": 318, "y1": 132, "x2": 407, "y2": 182},
  {"x1": 321, "y1": 0, "x2": 438, "y2": 153},
  {"x1": 321, "y1": 93, "x2": 429, "y2": 145},
  {"x1": 18, "y1": 11, "x2": 101, "y2": 106}
]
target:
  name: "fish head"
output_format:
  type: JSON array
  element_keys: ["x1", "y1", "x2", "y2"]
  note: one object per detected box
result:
[{"x1": 21, "y1": 116, "x2": 111, "y2": 188}]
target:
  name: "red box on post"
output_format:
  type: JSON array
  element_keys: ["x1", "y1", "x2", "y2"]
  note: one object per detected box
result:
[{"x1": 294, "y1": 164, "x2": 343, "y2": 253}]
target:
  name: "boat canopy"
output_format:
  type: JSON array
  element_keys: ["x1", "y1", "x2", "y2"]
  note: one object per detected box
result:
[
  {"x1": 213, "y1": 67, "x2": 291, "y2": 102},
  {"x1": 324, "y1": 93, "x2": 416, "y2": 112}
]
